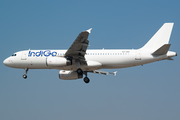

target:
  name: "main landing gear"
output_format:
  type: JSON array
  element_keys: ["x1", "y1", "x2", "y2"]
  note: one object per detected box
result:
[
  {"x1": 23, "y1": 68, "x2": 28, "y2": 79},
  {"x1": 77, "y1": 68, "x2": 90, "y2": 84},
  {"x1": 84, "y1": 77, "x2": 90, "y2": 84},
  {"x1": 77, "y1": 68, "x2": 83, "y2": 75}
]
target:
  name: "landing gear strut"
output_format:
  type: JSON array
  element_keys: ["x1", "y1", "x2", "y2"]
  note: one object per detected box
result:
[{"x1": 23, "y1": 68, "x2": 28, "y2": 79}]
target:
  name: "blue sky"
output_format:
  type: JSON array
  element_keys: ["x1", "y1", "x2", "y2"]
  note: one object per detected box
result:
[{"x1": 1, "y1": 0, "x2": 180, "y2": 120}]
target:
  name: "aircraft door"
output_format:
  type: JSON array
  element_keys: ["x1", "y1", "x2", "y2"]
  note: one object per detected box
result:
[
  {"x1": 135, "y1": 51, "x2": 141, "y2": 60},
  {"x1": 21, "y1": 51, "x2": 27, "y2": 60}
]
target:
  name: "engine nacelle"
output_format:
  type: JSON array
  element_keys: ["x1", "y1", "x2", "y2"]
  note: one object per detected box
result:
[
  {"x1": 47, "y1": 57, "x2": 71, "y2": 66},
  {"x1": 59, "y1": 70, "x2": 83, "y2": 80}
]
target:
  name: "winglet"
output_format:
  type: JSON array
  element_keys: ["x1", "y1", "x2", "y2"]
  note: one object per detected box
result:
[
  {"x1": 113, "y1": 71, "x2": 117, "y2": 76},
  {"x1": 86, "y1": 28, "x2": 92, "y2": 33}
]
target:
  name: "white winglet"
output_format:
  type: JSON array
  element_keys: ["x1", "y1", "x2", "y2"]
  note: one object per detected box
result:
[
  {"x1": 113, "y1": 71, "x2": 117, "y2": 76},
  {"x1": 86, "y1": 28, "x2": 92, "y2": 33}
]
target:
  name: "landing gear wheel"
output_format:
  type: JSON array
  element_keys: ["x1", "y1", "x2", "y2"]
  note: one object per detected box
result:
[
  {"x1": 77, "y1": 68, "x2": 83, "y2": 75},
  {"x1": 23, "y1": 74, "x2": 27, "y2": 79},
  {"x1": 84, "y1": 77, "x2": 90, "y2": 83}
]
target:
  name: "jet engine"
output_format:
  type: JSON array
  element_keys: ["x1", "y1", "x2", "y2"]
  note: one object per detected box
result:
[
  {"x1": 59, "y1": 70, "x2": 83, "y2": 80},
  {"x1": 46, "y1": 57, "x2": 71, "y2": 66}
]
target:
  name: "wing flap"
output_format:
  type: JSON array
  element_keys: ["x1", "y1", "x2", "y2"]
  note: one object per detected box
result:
[{"x1": 90, "y1": 70, "x2": 117, "y2": 76}]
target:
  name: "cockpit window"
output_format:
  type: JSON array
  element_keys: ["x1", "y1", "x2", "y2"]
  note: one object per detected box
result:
[{"x1": 11, "y1": 54, "x2": 17, "y2": 56}]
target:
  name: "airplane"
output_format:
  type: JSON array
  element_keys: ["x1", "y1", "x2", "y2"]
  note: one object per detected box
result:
[{"x1": 3, "y1": 23, "x2": 177, "y2": 83}]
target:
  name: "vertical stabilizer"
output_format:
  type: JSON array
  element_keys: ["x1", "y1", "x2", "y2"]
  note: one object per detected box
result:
[{"x1": 140, "y1": 23, "x2": 174, "y2": 51}]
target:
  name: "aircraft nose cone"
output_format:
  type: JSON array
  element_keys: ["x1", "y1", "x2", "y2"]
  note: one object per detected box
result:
[
  {"x1": 3, "y1": 59, "x2": 8, "y2": 66},
  {"x1": 3, "y1": 58, "x2": 13, "y2": 67}
]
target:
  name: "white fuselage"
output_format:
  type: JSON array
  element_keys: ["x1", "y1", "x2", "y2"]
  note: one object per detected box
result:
[
  {"x1": 2, "y1": 23, "x2": 177, "y2": 82},
  {"x1": 3, "y1": 49, "x2": 177, "y2": 71}
]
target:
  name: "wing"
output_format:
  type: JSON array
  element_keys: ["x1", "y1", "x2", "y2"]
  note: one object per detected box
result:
[{"x1": 65, "y1": 28, "x2": 92, "y2": 65}]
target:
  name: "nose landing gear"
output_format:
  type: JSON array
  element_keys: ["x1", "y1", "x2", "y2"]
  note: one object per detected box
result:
[
  {"x1": 23, "y1": 68, "x2": 28, "y2": 79},
  {"x1": 23, "y1": 74, "x2": 27, "y2": 79}
]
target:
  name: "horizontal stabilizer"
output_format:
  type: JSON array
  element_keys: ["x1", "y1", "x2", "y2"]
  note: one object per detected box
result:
[
  {"x1": 166, "y1": 57, "x2": 174, "y2": 60},
  {"x1": 152, "y1": 44, "x2": 171, "y2": 55}
]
